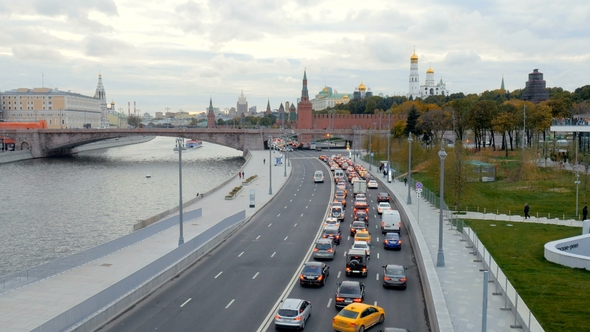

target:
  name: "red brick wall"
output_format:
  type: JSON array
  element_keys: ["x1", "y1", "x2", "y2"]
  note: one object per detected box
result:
[{"x1": 311, "y1": 113, "x2": 398, "y2": 130}]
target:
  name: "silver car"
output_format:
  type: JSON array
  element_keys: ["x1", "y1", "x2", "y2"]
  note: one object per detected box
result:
[
  {"x1": 274, "y1": 298, "x2": 312, "y2": 330},
  {"x1": 313, "y1": 238, "x2": 336, "y2": 260}
]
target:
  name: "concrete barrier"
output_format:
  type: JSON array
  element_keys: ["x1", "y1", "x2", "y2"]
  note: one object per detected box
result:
[{"x1": 545, "y1": 233, "x2": 590, "y2": 269}]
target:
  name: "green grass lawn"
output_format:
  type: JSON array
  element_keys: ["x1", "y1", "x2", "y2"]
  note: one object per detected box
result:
[{"x1": 464, "y1": 220, "x2": 590, "y2": 332}]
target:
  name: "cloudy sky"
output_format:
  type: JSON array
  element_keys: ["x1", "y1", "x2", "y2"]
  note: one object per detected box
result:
[{"x1": 1, "y1": 0, "x2": 588, "y2": 115}]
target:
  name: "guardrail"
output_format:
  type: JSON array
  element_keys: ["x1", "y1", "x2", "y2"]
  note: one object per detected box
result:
[
  {"x1": 32, "y1": 210, "x2": 246, "y2": 332},
  {"x1": 0, "y1": 209, "x2": 202, "y2": 294}
]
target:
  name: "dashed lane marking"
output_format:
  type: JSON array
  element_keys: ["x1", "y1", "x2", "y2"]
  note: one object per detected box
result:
[
  {"x1": 180, "y1": 298, "x2": 191, "y2": 307},
  {"x1": 238, "y1": 252, "x2": 244, "y2": 257},
  {"x1": 256, "y1": 235, "x2": 261, "y2": 240},
  {"x1": 284, "y1": 236, "x2": 289, "y2": 241},
  {"x1": 253, "y1": 272, "x2": 260, "y2": 279},
  {"x1": 215, "y1": 272, "x2": 223, "y2": 279},
  {"x1": 225, "y1": 299, "x2": 235, "y2": 309},
  {"x1": 271, "y1": 252, "x2": 276, "y2": 257}
]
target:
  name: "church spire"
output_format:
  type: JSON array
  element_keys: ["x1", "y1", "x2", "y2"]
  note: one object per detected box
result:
[
  {"x1": 266, "y1": 98, "x2": 272, "y2": 115},
  {"x1": 301, "y1": 69, "x2": 309, "y2": 100},
  {"x1": 501, "y1": 75, "x2": 505, "y2": 90}
]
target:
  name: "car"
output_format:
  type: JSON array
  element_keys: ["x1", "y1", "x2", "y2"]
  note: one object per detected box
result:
[
  {"x1": 286, "y1": 147, "x2": 293, "y2": 152},
  {"x1": 332, "y1": 303, "x2": 385, "y2": 332},
  {"x1": 354, "y1": 230, "x2": 371, "y2": 244},
  {"x1": 350, "y1": 221, "x2": 367, "y2": 236},
  {"x1": 377, "y1": 192, "x2": 390, "y2": 202},
  {"x1": 322, "y1": 226, "x2": 342, "y2": 245},
  {"x1": 334, "y1": 280, "x2": 365, "y2": 309},
  {"x1": 334, "y1": 191, "x2": 347, "y2": 207},
  {"x1": 355, "y1": 193, "x2": 366, "y2": 201},
  {"x1": 314, "y1": 170, "x2": 324, "y2": 183},
  {"x1": 351, "y1": 240, "x2": 371, "y2": 257},
  {"x1": 274, "y1": 298, "x2": 312, "y2": 330},
  {"x1": 367, "y1": 179, "x2": 378, "y2": 189},
  {"x1": 331, "y1": 205, "x2": 345, "y2": 221},
  {"x1": 337, "y1": 183, "x2": 348, "y2": 196},
  {"x1": 299, "y1": 261, "x2": 330, "y2": 287},
  {"x1": 377, "y1": 202, "x2": 392, "y2": 215},
  {"x1": 324, "y1": 217, "x2": 341, "y2": 230},
  {"x1": 383, "y1": 232, "x2": 401, "y2": 250},
  {"x1": 346, "y1": 249, "x2": 368, "y2": 277},
  {"x1": 382, "y1": 264, "x2": 407, "y2": 289},
  {"x1": 313, "y1": 238, "x2": 336, "y2": 260},
  {"x1": 354, "y1": 209, "x2": 369, "y2": 223}
]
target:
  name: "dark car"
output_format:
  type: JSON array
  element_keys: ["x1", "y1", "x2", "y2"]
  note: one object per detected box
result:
[
  {"x1": 382, "y1": 264, "x2": 407, "y2": 289},
  {"x1": 377, "y1": 192, "x2": 390, "y2": 202},
  {"x1": 383, "y1": 232, "x2": 401, "y2": 250},
  {"x1": 334, "y1": 280, "x2": 365, "y2": 309},
  {"x1": 354, "y1": 209, "x2": 369, "y2": 223},
  {"x1": 300, "y1": 262, "x2": 330, "y2": 287},
  {"x1": 322, "y1": 226, "x2": 341, "y2": 245},
  {"x1": 350, "y1": 221, "x2": 367, "y2": 236},
  {"x1": 334, "y1": 191, "x2": 347, "y2": 207}
]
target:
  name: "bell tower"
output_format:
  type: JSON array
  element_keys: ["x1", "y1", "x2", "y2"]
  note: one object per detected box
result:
[
  {"x1": 296, "y1": 70, "x2": 313, "y2": 130},
  {"x1": 207, "y1": 97, "x2": 216, "y2": 128}
]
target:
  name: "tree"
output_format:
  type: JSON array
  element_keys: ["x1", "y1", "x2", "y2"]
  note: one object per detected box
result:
[
  {"x1": 217, "y1": 118, "x2": 225, "y2": 126},
  {"x1": 127, "y1": 114, "x2": 142, "y2": 128},
  {"x1": 467, "y1": 100, "x2": 497, "y2": 150},
  {"x1": 448, "y1": 98, "x2": 473, "y2": 142},
  {"x1": 492, "y1": 103, "x2": 517, "y2": 157},
  {"x1": 405, "y1": 105, "x2": 419, "y2": 136},
  {"x1": 258, "y1": 117, "x2": 272, "y2": 127}
]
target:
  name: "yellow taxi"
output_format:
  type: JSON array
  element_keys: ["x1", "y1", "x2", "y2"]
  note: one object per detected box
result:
[
  {"x1": 332, "y1": 303, "x2": 385, "y2": 332},
  {"x1": 354, "y1": 230, "x2": 371, "y2": 244}
]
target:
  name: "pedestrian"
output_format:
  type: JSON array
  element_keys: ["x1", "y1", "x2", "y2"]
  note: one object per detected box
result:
[
  {"x1": 242, "y1": 171, "x2": 245, "y2": 178},
  {"x1": 404, "y1": 177, "x2": 407, "y2": 186},
  {"x1": 524, "y1": 203, "x2": 530, "y2": 219},
  {"x1": 263, "y1": 158, "x2": 266, "y2": 165},
  {"x1": 238, "y1": 172, "x2": 241, "y2": 179},
  {"x1": 583, "y1": 205, "x2": 588, "y2": 220},
  {"x1": 383, "y1": 169, "x2": 387, "y2": 178}
]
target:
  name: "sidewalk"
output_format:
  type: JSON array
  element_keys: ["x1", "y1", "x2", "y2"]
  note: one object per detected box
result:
[
  {"x1": 357, "y1": 158, "x2": 530, "y2": 332},
  {"x1": 0, "y1": 150, "x2": 292, "y2": 332}
]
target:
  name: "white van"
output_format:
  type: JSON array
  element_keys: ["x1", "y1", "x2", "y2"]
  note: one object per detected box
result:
[
  {"x1": 381, "y1": 210, "x2": 401, "y2": 234},
  {"x1": 334, "y1": 169, "x2": 344, "y2": 178},
  {"x1": 314, "y1": 170, "x2": 324, "y2": 183}
]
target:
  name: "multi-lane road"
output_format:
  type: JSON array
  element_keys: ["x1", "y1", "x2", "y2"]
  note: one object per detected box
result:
[{"x1": 99, "y1": 150, "x2": 429, "y2": 332}]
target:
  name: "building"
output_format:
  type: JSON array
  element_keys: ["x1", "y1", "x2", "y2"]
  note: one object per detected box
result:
[
  {"x1": 94, "y1": 74, "x2": 110, "y2": 128},
  {"x1": 407, "y1": 51, "x2": 449, "y2": 99},
  {"x1": 237, "y1": 90, "x2": 248, "y2": 117},
  {"x1": 522, "y1": 69, "x2": 549, "y2": 103},
  {"x1": 353, "y1": 82, "x2": 373, "y2": 100},
  {"x1": 207, "y1": 97, "x2": 216, "y2": 128},
  {"x1": 311, "y1": 86, "x2": 350, "y2": 111}
]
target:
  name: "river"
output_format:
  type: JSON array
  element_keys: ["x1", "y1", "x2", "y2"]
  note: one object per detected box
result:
[{"x1": 0, "y1": 136, "x2": 244, "y2": 276}]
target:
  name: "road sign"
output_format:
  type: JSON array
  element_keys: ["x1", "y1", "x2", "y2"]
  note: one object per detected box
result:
[
  {"x1": 416, "y1": 182, "x2": 423, "y2": 189},
  {"x1": 416, "y1": 188, "x2": 422, "y2": 198}
]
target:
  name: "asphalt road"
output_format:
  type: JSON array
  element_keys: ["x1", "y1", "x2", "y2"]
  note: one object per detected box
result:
[{"x1": 98, "y1": 149, "x2": 429, "y2": 332}]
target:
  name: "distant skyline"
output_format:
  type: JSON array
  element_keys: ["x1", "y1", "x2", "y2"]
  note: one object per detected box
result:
[{"x1": 1, "y1": 0, "x2": 588, "y2": 115}]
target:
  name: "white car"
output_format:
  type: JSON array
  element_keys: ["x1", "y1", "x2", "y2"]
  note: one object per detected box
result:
[
  {"x1": 351, "y1": 240, "x2": 371, "y2": 257},
  {"x1": 368, "y1": 179, "x2": 378, "y2": 188},
  {"x1": 377, "y1": 202, "x2": 392, "y2": 214},
  {"x1": 324, "y1": 217, "x2": 341, "y2": 230}
]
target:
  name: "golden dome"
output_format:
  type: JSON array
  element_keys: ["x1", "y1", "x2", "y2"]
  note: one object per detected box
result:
[
  {"x1": 358, "y1": 81, "x2": 366, "y2": 91},
  {"x1": 426, "y1": 67, "x2": 434, "y2": 74},
  {"x1": 410, "y1": 52, "x2": 418, "y2": 61},
  {"x1": 343, "y1": 95, "x2": 349, "y2": 99}
]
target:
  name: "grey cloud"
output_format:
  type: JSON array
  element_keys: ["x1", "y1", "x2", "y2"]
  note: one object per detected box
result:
[
  {"x1": 12, "y1": 46, "x2": 64, "y2": 62},
  {"x1": 84, "y1": 35, "x2": 134, "y2": 57},
  {"x1": 444, "y1": 50, "x2": 481, "y2": 66},
  {"x1": 175, "y1": 1, "x2": 204, "y2": 33}
]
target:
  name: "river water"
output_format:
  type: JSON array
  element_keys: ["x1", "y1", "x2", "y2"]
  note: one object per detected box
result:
[{"x1": 0, "y1": 136, "x2": 244, "y2": 276}]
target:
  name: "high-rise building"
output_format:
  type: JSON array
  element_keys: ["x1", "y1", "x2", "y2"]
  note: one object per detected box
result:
[
  {"x1": 522, "y1": 69, "x2": 549, "y2": 103},
  {"x1": 237, "y1": 90, "x2": 248, "y2": 116}
]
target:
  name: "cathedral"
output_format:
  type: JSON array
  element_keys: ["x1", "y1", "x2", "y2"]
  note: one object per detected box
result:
[{"x1": 407, "y1": 51, "x2": 449, "y2": 100}]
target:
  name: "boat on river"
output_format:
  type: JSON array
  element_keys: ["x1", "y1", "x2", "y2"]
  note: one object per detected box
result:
[{"x1": 186, "y1": 140, "x2": 203, "y2": 148}]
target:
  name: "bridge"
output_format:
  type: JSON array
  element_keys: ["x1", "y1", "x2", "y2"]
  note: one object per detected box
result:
[{"x1": 1, "y1": 127, "x2": 387, "y2": 158}]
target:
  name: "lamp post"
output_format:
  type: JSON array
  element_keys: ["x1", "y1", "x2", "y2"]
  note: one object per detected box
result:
[
  {"x1": 407, "y1": 133, "x2": 413, "y2": 204},
  {"x1": 174, "y1": 138, "x2": 186, "y2": 246},
  {"x1": 284, "y1": 144, "x2": 287, "y2": 177},
  {"x1": 574, "y1": 171, "x2": 580, "y2": 217},
  {"x1": 387, "y1": 131, "x2": 391, "y2": 183},
  {"x1": 437, "y1": 142, "x2": 447, "y2": 267},
  {"x1": 269, "y1": 135, "x2": 273, "y2": 195},
  {"x1": 369, "y1": 128, "x2": 372, "y2": 171}
]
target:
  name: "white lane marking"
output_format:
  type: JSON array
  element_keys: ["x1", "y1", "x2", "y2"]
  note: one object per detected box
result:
[
  {"x1": 277, "y1": 214, "x2": 281, "y2": 217},
  {"x1": 306, "y1": 206, "x2": 308, "y2": 209},
  {"x1": 290, "y1": 199, "x2": 293, "y2": 202},
  {"x1": 253, "y1": 272, "x2": 260, "y2": 279},
  {"x1": 297, "y1": 188, "x2": 300, "y2": 191},
  {"x1": 180, "y1": 298, "x2": 192, "y2": 307},
  {"x1": 256, "y1": 235, "x2": 261, "y2": 240},
  {"x1": 376, "y1": 273, "x2": 379, "y2": 281},
  {"x1": 327, "y1": 298, "x2": 332, "y2": 307},
  {"x1": 284, "y1": 236, "x2": 289, "y2": 241},
  {"x1": 294, "y1": 223, "x2": 298, "y2": 227},
  {"x1": 347, "y1": 236, "x2": 351, "y2": 241},
  {"x1": 374, "y1": 301, "x2": 378, "y2": 306},
  {"x1": 343, "y1": 251, "x2": 347, "y2": 257},
  {"x1": 309, "y1": 199, "x2": 312, "y2": 202},
  {"x1": 377, "y1": 253, "x2": 380, "y2": 259},
  {"x1": 225, "y1": 299, "x2": 235, "y2": 308},
  {"x1": 375, "y1": 224, "x2": 378, "y2": 229},
  {"x1": 215, "y1": 271, "x2": 223, "y2": 279},
  {"x1": 268, "y1": 223, "x2": 272, "y2": 227},
  {"x1": 284, "y1": 206, "x2": 287, "y2": 209},
  {"x1": 300, "y1": 213, "x2": 304, "y2": 217},
  {"x1": 337, "y1": 271, "x2": 341, "y2": 278},
  {"x1": 271, "y1": 252, "x2": 276, "y2": 257},
  {"x1": 294, "y1": 194, "x2": 297, "y2": 196},
  {"x1": 376, "y1": 236, "x2": 379, "y2": 242},
  {"x1": 238, "y1": 252, "x2": 244, "y2": 257},
  {"x1": 312, "y1": 193, "x2": 315, "y2": 196}
]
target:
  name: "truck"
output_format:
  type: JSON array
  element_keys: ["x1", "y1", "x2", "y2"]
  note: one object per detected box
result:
[{"x1": 352, "y1": 179, "x2": 367, "y2": 197}]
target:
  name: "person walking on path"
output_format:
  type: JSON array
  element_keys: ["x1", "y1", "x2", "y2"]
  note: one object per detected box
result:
[
  {"x1": 263, "y1": 159, "x2": 266, "y2": 165},
  {"x1": 242, "y1": 171, "x2": 245, "y2": 178},
  {"x1": 524, "y1": 203, "x2": 530, "y2": 219},
  {"x1": 238, "y1": 172, "x2": 241, "y2": 179},
  {"x1": 583, "y1": 205, "x2": 588, "y2": 220},
  {"x1": 404, "y1": 177, "x2": 407, "y2": 186}
]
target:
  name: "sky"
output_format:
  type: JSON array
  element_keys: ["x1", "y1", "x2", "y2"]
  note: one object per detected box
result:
[{"x1": 1, "y1": 0, "x2": 589, "y2": 116}]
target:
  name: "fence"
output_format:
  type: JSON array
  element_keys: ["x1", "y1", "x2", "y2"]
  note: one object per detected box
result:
[
  {"x1": 0, "y1": 209, "x2": 202, "y2": 294},
  {"x1": 32, "y1": 210, "x2": 246, "y2": 332}
]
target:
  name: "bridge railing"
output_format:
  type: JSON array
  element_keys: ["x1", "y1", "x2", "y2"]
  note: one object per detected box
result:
[{"x1": 0, "y1": 209, "x2": 201, "y2": 294}]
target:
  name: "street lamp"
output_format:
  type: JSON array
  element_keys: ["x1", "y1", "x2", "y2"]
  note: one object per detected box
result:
[
  {"x1": 387, "y1": 131, "x2": 391, "y2": 183},
  {"x1": 407, "y1": 133, "x2": 413, "y2": 205},
  {"x1": 269, "y1": 135, "x2": 273, "y2": 195},
  {"x1": 174, "y1": 138, "x2": 186, "y2": 246},
  {"x1": 369, "y1": 128, "x2": 372, "y2": 171},
  {"x1": 437, "y1": 142, "x2": 447, "y2": 267},
  {"x1": 574, "y1": 171, "x2": 580, "y2": 217}
]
